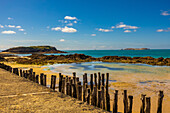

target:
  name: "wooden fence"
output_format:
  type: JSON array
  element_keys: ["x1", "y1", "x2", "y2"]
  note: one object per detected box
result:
[{"x1": 0, "y1": 63, "x2": 164, "y2": 113}]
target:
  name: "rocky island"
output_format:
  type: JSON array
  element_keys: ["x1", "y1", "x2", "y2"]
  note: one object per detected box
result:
[
  {"x1": 1, "y1": 46, "x2": 67, "y2": 54},
  {"x1": 122, "y1": 48, "x2": 150, "y2": 50}
]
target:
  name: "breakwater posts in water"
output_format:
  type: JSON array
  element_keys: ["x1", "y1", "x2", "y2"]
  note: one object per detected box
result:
[{"x1": 0, "y1": 63, "x2": 164, "y2": 113}]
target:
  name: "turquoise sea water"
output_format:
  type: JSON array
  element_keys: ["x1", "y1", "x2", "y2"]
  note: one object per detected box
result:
[
  {"x1": 63, "y1": 49, "x2": 170, "y2": 58},
  {"x1": 1, "y1": 49, "x2": 170, "y2": 58}
]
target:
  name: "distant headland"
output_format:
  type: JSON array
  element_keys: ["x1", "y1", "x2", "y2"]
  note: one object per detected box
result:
[
  {"x1": 1, "y1": 46, "x2": 67, "y2": 54},
  {"x1": 121, "y1": 48, "x2": 150, "y2": 50}
]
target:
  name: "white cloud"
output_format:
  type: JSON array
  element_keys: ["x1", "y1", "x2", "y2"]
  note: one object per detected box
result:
[
  {"x1": 116, "y1": 23, "x2": 139, "y2": 29},
  {"x1": 61, "y1": 26, "x2": 77, "y2": 33},
  {"x1": 60, "y1": 39, "x2": 65, "y2": 42},
  {"x1": 74, "y1": 21, "x2": 77, "y2": 23},
  {"x1": 0, "y1": 25, "x2": 4, "y2": 28},
  {"x1": 8, "y1": 25, "x2": 15, "y2": 28},
  {"x1": 64, "y1": 16, "x2": 77, "y2": 20},
  {"x1": 91, "y1": 34, "x2": 96, "y2": 36},
  {"x1": 67, "y1": 23, "x2": 73, "y2": 26},
  {"x1": 111, "y1": 26, "x2": 115, "y2": 28},
  {"x1": 98, "y1": 28, "x2": 113, "y2": 32},
  {"x1": 1, "y1": 30, "x2": 16, "y2": 34},
  {"x1": 19, "y1": 29, "x2": 25, "y2": 31},
  {"x1": 52, "y1": 26, "x2": 77, "y2": 33},
  {"x1": 8, "y1": 17, "x2": 13, "y2": 20},
  {"x1": 24, "y1": 32, "x2": 27, "y2": 35},
  {"x1": 157, "y1": 29, "x2": 164, "y2": 32},
  {"x1": 161, "y1": 10, "x2": 170, "y2": 16},
  {"x1": 51, "y1": 27, "x2": 62, "y2": 31},
  {"x1": 16, "y1": 26, "x2": 21, "y2": 28},
  {"x1": 157, "y1": 28, "x2": 170, "y2": 32},
  {"x1": 124, "y1": 30, "x2": 131, "y2": 33}
]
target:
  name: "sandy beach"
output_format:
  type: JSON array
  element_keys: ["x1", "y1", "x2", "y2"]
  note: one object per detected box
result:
[{"x1": 2, "y1": 62, "x2": 170, "y2": 113}]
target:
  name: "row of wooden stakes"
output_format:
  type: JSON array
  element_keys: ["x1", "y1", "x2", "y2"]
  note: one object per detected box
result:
[{"x1": 0, "y1": 63, "x2": 164, "y2": 113}]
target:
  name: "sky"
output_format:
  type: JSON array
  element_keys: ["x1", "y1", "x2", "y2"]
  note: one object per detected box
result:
[{"x1": 0, "y1": 0, "x2": 170, "y2": 50}]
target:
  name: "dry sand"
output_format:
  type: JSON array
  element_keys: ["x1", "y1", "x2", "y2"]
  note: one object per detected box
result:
[
  {"x1": 0, "y1": 68, "x2": 107, "y2": 113},
  {"x1": 1, "y1": 62, "x2": 170, "y2": 113}
]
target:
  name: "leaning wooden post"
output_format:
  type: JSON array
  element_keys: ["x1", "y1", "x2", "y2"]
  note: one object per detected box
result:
[
  {"x1": 123, "y1": 90, "x2": 128, "y2": 113},
  {"x1": 128, "y1": 96, "x2": 133, "y2": 113},
  {"x1": 90, "y1": 74, "x2": 93, "y2": 92},
  {"x1": 106, "y1": 73, "x2": 110, "y2": 112},
  {"x1": 140, "y1": 94, "x2": 146, "y2": 113},
  {"x1": 59, "y1": 73, "x2": 63, "y2": 92},
  {"x1": 113, "y1": 90, "x2": 118, "y2": 113},
  {"x1": 98, "y1": 90, "x2": 102, "y2": 108},
  {"x1": 101, "y1": 86, "x2": 105, "y2": 110},
  {"x1": 157, "y1": 91, "x2": 164, "y2": 113},
  {"x1": 98, "y1": 72, "x2": 101, "y2": 90},
  {"x1": 145, "y1": 97, "x2": 151, "y2": 113}
]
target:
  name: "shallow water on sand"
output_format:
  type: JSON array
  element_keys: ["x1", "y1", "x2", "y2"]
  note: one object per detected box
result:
[{"x1": 43, "y1": 62, "x2": 170, "y2": 84}]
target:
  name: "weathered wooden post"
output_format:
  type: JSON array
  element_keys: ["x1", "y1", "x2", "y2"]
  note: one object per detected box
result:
[
  {"x1": 78, "y1": 84, "x2": 82, "y2": 101},
  {"x1": 128, "y1": 96, "x2": 133, "y2": 113},
  {"x1": 102, "y1": 73, "x2": 105, "y2": 86},
  {"x1": 70, "y1": 79, "x2": 73, "y2": 96},
  {"x1": 123, "y1": 90, "x2": 128, "y2": 113},
  {"x1": 98, "y1": 72, "x2": 101, "y2": 90},
  {"x1": 62, "y1": 78, "x2": 65, "y2": 94},
  {"x1": 20, "y1": 69, "x2": 23, "y2": 77},
  {"x1": 94, "y1": 73, "x2": 97, "y2": 87},
  {"x1": 36, "y1": 75, "x2": 39, "y2": 84},
  {"x1": 140, "y1": 94, "x2": 146, "y2": 113},
  {"x1": 106, "y1": 73, "x2": 110, "y2": 112},
  {"x1": 145, "y1": 97, "x2": 150, "y2": 113},
  {"x1": 98, "y1": 90, "x2": 102, "y2": 108},
  {"x1": 157, "y1": 91, "x2": 164, "y2": 113},
  {"x1": 87, "y1": 88, "x2": 91, "y2": 104},
  {"x1": 73, "y1": 72, "x2": 76, "y2": 84},
  {"x1": 90, "y1": 74, "x2": 93, "y2": 92},
  {"x1": 40, "y1": 73, "x2": 44, "y2": 85},
  {"x1": 91, "y1": 86, "x2": 97, "y2": 106},
  {"x1": 83, "y1": 74, "x2": 86, "y2": 102},
  {"x1": 43, "y1": 75, "x2": 47, "y2": 86},
  {"x1": 113, "y1": 90, "x2": 118, "y2": 113},
  {"x1": 72, "y1": 83, "x2": 77, "y2": 98},
  {"x1": 59, "y1": 73, "x2": 63, "y2": 92},
  {"x1": 32, "y1": 72, "x2": 36, "y2": 82},
  {"x1": 101, "y1": 86, "x2": 105, "y2": 110},
  {"x1": 50, "y1": 75, "x2": 54, "y2": 89},
  {"x1": 66, "y1": 82, "x2": 69, "y2": 95}
]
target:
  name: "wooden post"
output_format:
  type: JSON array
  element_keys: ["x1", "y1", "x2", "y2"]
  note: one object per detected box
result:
[
  {"x1": 20, "y1": 69, "x2": 23, "y2": 77},
  {"x1": 40, "y1": 73, "x2": 44, "y2": 85},
  {"x1": 157, "y1": 91, "x2": 164, "y2": 113},
  {"x1": 94, "y1": 73, "x2": 97, "y2": 87},
  {"x1": 101, "y1": 86, "x2": 105, "y2": 110},
  {"x1": 50, "y1": 75, "x2": 54, "y2": 89},
  {"x1": 113, "y1": 90, "x2": 118, "y2": 113},
  {"x1": 83, "y1": 74, "x2": 86, "y2": 102},
  {"x1": 128, "y1": 96, "x2": 133, "y2": 113},
  {"x1": 70, "y1": 79, "x2": 73, "y2": 96},
  {"x1": 78, "y1": 85, "x2": 82, "y2": 101},
  {"x1": 43, "y1": 75, "x2": 47, "y2": 86},
  {"x1": 87, "y1": 88, "x2": 91, "y2": 104},
  {"x1": 32, "y1": 72, "x2": 36, "y2": 82},
  {"x1": 72, "y1": 83, "x2": 77, "y2": 98},
  {"x1": 140, "y1": 94, "x2": 146, "y2": 113},
  {"x1": 98, "y1": 90, "x2": 102, "y2": 108},
  {"x1": 145, "y1": 97, "x2": 150, "y2": 113},
  {"x1": 73, "y1": 72, "x2": 76, "y2": 84},
  {"x1": 106, "y1": 73, "x2": 110, "y2": 112},
  {"x1": 59, "y1": 73, "x2": 63, "y2": 92},
  {"x1": 91, "y1": 86, "x2": 97, "y2": 106},
  {"x1": 90, "y1": 74, "x2": 93, "y2": 92},
  {"x1": 123, "y1": 90, "x2": 128, "y2": 113},
  {"x1": 62, "y1": 78, "x2": 65, "y2": 94},
  {"x1": 36, "y1": 75, "x2": 39, "y2": 84},
  {"x1": 66, "y1": 82, "x2": 69, "y2": 95},
  {"x1": 102, "y1": 73, "x2": 105, "y2": 86},
  {"x1": 98, "y1": 72, "x2": 101, "y2": 90}
]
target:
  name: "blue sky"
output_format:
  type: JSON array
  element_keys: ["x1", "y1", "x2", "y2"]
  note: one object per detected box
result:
[{"x1": 0, "y1": 0, "x2": 170, "y2": 50}]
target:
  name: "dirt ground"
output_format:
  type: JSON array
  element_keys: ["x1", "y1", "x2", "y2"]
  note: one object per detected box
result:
[{"x1": 0, "y1": 68, "x2": 107, "y2": 113}]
